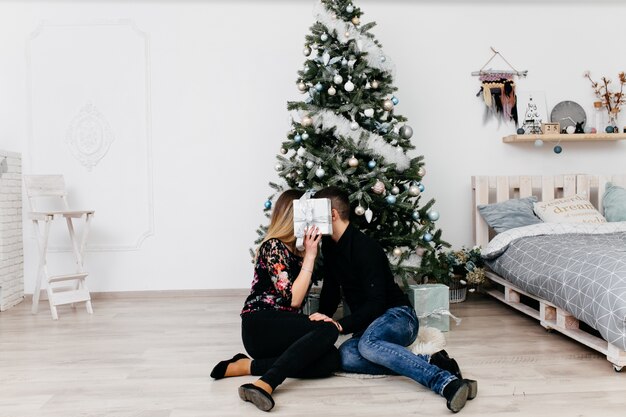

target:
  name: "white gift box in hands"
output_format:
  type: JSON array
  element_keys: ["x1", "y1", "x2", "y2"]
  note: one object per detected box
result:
[{"x1": 293, "y1": 196, "x2": 333, "y2": 251}]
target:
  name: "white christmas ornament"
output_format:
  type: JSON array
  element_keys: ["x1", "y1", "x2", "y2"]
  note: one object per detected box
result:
[
  {"x1": 328, "y1": 86, "x2": 337, "y2": 96},
  {"x1": 408, "y1": 185, "x2": 421, "y2": 196},
  {"x1": 297, "y1": 82, "x2": 307, "y2": 92},
  {"x1": 303, "y1": 46, "x2": 311, "y2": 56},
  {"x1": 333, "y1": 74, "x2": 343, "y2": 84},
  {"x1": 348, "y1": 156, "x2": 359, "y2": 167},
  {"x1": 355, "y1": 205, "x2": 365, "y2": 216},
  {"x1": 301, "y1": 115, "x2": 313, "y2": 127},
  {"x1": 297, "y1": 147, "x2": 306, "y2": 157},
  {"x1": 371, "y1": 180, "x2": 385, "y2": 194},
  {"x1": 306, "y1": 160, "x2": 315, "y2": 169},
  {"x1": 418, "y1": 167, "x2": 426, "y2": 177},
  {"x1": 364, "y1": 108, "x2": 375, "y2": 118},
  {"x1": 383, "y1": 99, "x2": 394, "y2": 111},
  {"x1": 391, "y1": 186, "x2": 400, "y2": 195},
  {"x1": 371, "y1": 80, "x2": 379, "y2": 89},
  {"x1": 315, "y1": 167, "x2": 325, "y2": 178},
  {"x1": 393, "y1": 247, "x2": 402, "y2": 257},
  {"x1": 350, "y1": 121, "x2": 359, "y2": 130},
  {"x1": 322, "y1": 52, "x2": 331, "y2": 66},
  {"x1": 344, "y1": 80, "x2": 355, "y2": 92},
  {"x1": 365, "y1": 208, "x2": 373, "y2": 223}
]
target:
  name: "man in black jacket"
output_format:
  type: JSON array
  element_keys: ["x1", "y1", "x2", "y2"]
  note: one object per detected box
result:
[{"x1": 310, "y1": 186, "x2": 477, "y2": 413}]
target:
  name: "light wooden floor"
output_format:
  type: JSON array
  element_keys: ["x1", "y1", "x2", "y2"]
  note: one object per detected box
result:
[{"x1": 1, "y1": 292, "x2": 625, "y2": 417}]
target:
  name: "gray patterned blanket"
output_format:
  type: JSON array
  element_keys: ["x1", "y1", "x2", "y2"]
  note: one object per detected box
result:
[{"x1": 483, "y1": 222, "x2": 626, "y2": 351}]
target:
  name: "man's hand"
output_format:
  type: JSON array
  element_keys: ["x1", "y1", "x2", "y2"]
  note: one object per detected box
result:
[{"x1": 309, "y1": 312, "x2": 343, "y2": 332}]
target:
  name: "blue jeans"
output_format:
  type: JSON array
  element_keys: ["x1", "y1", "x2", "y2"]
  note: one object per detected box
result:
[{"x1": 339, "y1": 305, "x2": 456, "y2": 396}]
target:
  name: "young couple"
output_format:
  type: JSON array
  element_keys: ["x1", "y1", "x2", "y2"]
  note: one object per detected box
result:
[{"x1": 211, "y1": 187, "x2": 477, "y2": 413}]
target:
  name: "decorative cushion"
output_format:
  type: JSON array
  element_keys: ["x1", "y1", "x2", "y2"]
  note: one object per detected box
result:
[
  {"x1": 533, "y1": 195, "x2": 606, "y2": 223},
  {"x1": 603, "y1": 182, "x2": 626, "y2": 222},
  {"x1": 477, "y1": 196, "x2": 542, "y2": 233}
]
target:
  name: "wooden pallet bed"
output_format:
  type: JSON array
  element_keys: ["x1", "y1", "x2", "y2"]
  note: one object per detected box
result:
[{"x1": 472, "y1": 174, "x2": 626, "y2": 371}]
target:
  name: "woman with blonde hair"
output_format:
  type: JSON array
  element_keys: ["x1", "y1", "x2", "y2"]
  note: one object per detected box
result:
[{"x1": 211, "y1": 189, "x2": 340, "y2": 412}]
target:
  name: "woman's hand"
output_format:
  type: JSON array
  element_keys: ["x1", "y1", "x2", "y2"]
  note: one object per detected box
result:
[{"x1": 303, "y1": 225, "x2": 322, "y2": 259}]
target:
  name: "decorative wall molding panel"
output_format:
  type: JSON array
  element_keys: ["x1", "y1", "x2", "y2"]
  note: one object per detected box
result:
[
  {"x1": 26, "y1": 20, "x2": 154, "y2": 252},
  {"x1": 66, "y1": 101, "x2": 115, "y2": 171}
]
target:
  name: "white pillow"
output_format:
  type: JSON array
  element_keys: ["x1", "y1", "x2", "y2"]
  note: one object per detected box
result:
[{"x1": 533, "y1": 195, "x2": 606, "y2": 224}]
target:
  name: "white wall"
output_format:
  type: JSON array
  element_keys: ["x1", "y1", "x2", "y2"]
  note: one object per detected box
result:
[{"x1": 1, "y1": 0, "x2": 625, "y2": 292}]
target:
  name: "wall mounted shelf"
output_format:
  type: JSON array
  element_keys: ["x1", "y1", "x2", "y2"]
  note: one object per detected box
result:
[{"x1": 503, "y1": 133, "x2": 626, "y2": 143}]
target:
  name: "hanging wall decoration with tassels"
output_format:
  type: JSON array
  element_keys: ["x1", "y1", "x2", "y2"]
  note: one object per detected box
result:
[{"x1": 472, "y1": 47, "x2": 528, "y2": 127}]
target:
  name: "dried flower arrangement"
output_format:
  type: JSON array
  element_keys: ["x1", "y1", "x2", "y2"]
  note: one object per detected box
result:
[{"x1": 584, "y1": 71, "x2": 626, "y2": 124}]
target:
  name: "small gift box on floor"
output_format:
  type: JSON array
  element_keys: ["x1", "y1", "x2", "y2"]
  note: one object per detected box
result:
[
  {"x1": 293, "y1": 192, "x2": 333, "y2": 250},
  {"x1": 407, "y1": 284, "x2": 451, "y2": 332}
]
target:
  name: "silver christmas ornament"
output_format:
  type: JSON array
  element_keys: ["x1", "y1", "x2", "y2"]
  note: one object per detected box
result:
[
  {"x1": 333, "y1": 74, "x2": 343, "y2": 85},
  {"x1": 346, "y1": 4, "x2": 354, "y2": 13},
  {"x1": 348, "y1": 156, "x2": 359, "y2": 167},
  {"x1": 350, "y1": 121, "x2": 359, "y2": 130},
  {"x1": 371, "y1": 180, "x2": 385, "y2": 195},
  {"x1": 303, "y1": 46, "x2": 311, "y2": 56},
  {"x1": 365, "y1": 208, "x2": 373, "y2": 223},
  {"x1": 297, "y1": 147, "x2": 306, "y2": 157},
  {"x1": 383, "y1": 99, "x2": 394, "y2": 111},
  {"x1": 322, "y1": 52, "x2": 331, "y2": 66},
  {"x1": 301, "y1": 133, "x2": 309, "y2": 140},
  {"x1": 412, "y1": 210, "x2": 420, "y2": 220},
  {"x1": 280, "y1": 148, "x2": 287, "y2": 155},
  {"x1": 355, "y1": 205, "x2": 365, "y2": 216},
  {"x1": 393, "y1": 247, "x2": 402, "y2": 257},
  {"x1": 315, "y1": 167, "x2": 325, "y2": 178},
  {"x1": 301, "y1": 115, "x2": 313, "y2": 127},
  {"x1": 344, "y1": 80, "x2": 355, "y2": 92},
  {"x1": 371, "y1": 80, "x2": 379, "y2": 89},
  {"x1": 320, "y1": 33, "x2": 328, "y2": 42},
  {"x1": 306, "y1": 160, "x2": 315, "y2": 169},
  {"x1": 380, "y1": 55, "x2": 387, "y2": 62},
  {"x1": 297, "y1": 82, "x2": 307, "y2": 92},
  {"x1": 427, "y1": 210, "x2": 440, "y2": 221},
  {"x1": 364, "y1": 108, "x2": 375, "y2": 118},
  {"x1": 328, "y1": 86, "x2": 337, "y2": 96},
  {"x1": 399, "y1": 125, "x2": 414, "y2": 139},
  {"x1": 391, "y1": 186, "x2": 400, "y2": 195},
  {"x1": 408, "y1": 185, "x2": 421, "y2": 196},
  {"x1": 275, "y1": 163, "x2": 283, "y2": 171},
  {"x1": 417, "y1": 167, "x2": 426, "y2": 177}
]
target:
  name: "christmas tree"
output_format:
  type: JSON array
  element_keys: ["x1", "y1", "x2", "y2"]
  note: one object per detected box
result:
[{"x1": 257, "y1": 0, "x2": 447, "y2": 287}]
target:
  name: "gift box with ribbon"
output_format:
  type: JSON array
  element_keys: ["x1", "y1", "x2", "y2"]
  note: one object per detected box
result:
[
  {"x1": 293, "y1": 191, "x2": 333, "y2": 251},
  {"x1": 408, "y1": 284, "x2": 461, "y2": 332}
]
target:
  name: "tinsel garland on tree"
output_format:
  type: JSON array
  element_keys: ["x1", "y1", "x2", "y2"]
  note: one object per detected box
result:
[{"x1": 254, "y1": 0, "x2": 448, "y2": 288}]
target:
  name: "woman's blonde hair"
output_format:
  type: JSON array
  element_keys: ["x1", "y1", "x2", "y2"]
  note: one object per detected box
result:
[{"x1": 259, "y1": 189, "x2": 305, "y2": 256}]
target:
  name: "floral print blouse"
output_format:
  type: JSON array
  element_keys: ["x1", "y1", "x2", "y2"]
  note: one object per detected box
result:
[{"x1": 241, "y1": 238, "x2": 304, "y2": 315}]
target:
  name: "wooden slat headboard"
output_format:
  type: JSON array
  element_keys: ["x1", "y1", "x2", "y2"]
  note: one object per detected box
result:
[{"x1": 471, "y1": 174, "x2": 626, "y2": 247}]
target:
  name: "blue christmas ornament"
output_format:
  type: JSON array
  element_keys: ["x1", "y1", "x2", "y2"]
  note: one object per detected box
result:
[
  {"x1": 315, "y1": 83, "x2": 323, "y2": 92},
  {"x1": 264, "y1": 200, "x2": 272, "y2": 209},
  {"x1": 346, "y1": 5, "x2": 354, "y2": 13},
  {"x1": 423, "y1": 233, "x2": 433, "y2": 242},
  {"x1": 606, "y1": 125, "x2": 615, "y2": 133},
  {"x1": 412, "y1": 211, "x2": 420, "y2": 221},
  {"x1": 554, "y1": 145, "x2": 562, "y2": 154},
  {"x1": 385, "y1": 195, "x2": 397, "y2": 205},
  {"x1": 418, "y1": 183, "x2": 425, "y2": 192},
  {"x1": 517, "y1": 127, "x2": 525, "y2": 135},
  {"x1": 301, "y1": 133, "x2": 309, "y2": 140},
  {"x1": 391, "y1": 96, "x2": 399, "y2": 105},
  {"x1": 427, "y1": 210, "x2": 440, "y2": 221},
  {"x1": 294, "y1": 134, "x2": 302, "y2": 142},
  {"x1": 368, "y1": 160, "x2": 377, "y2": 169}
]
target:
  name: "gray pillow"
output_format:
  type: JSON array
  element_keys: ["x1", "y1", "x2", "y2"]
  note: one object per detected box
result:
[
  {"x1": 478, "y1": 196, "x2": 542, "y2": 233},
  {"x1": 603, "y1": 182, "x2": 626, "y2": 222}
]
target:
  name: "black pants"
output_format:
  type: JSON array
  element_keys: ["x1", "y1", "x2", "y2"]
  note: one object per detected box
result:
[{"x1": 241, "y1": 309, "x2": 340, "y2": 390}]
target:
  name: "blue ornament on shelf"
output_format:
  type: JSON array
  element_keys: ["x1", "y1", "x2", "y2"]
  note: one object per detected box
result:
[
  {"x1": 554, "y1": 145, "x2": 562, "y2": 154},
  {"x1": 517, "y1": 127, "x2": 525, "y2": 135},
  {"x1": 315, "y1": 83, "x2": 323, "y2": 92},
  {"x1": 294, "y1": 134, "x2": 302, "y2": 143},
  {"x1": 427, "y1": 210, "x2": 440, "y2": 221},
  {"x1": 418, "y1": 183, "x2": 425, "y2": 192},
  {"x1": 385, "y1": 195, "x2": 397, "y2": 205},
  {"x1": 412, "y1": 211, "x2": 420, "y2": 221},
  {"x1": 423, "y1": 233, "x2": 433, "y2": 242},
  {"x1": 264, "y1": 200, "x2": 272, "y2": 209},
  {"x1": 606, "y1": 125, "x2": 615, "y2": 133},
  {"x1": 391, "y1": 96, "x2": 399, "y2": 105},
  {"x1": 368, "y1": 160, "x2": 377, "y2": 169},
  {"x1": 301, "y1": 133, "x2": 309, "y2": 140}
]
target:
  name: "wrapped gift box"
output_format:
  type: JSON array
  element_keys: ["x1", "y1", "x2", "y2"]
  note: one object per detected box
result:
[
  {"x1": 293, "y1": 197, "x2": 333, "y2": 250},
  {"x1": 407, "y1": 284, "x2": 450, "y2": 332}
]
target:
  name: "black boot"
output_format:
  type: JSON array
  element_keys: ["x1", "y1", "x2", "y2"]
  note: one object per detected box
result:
[
  {"x1": 443, "y1": 379, "x2": 469, "y2": 413},
  {"x1": 431, "y1": 351, "x2": 477, "y2": 400}
]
